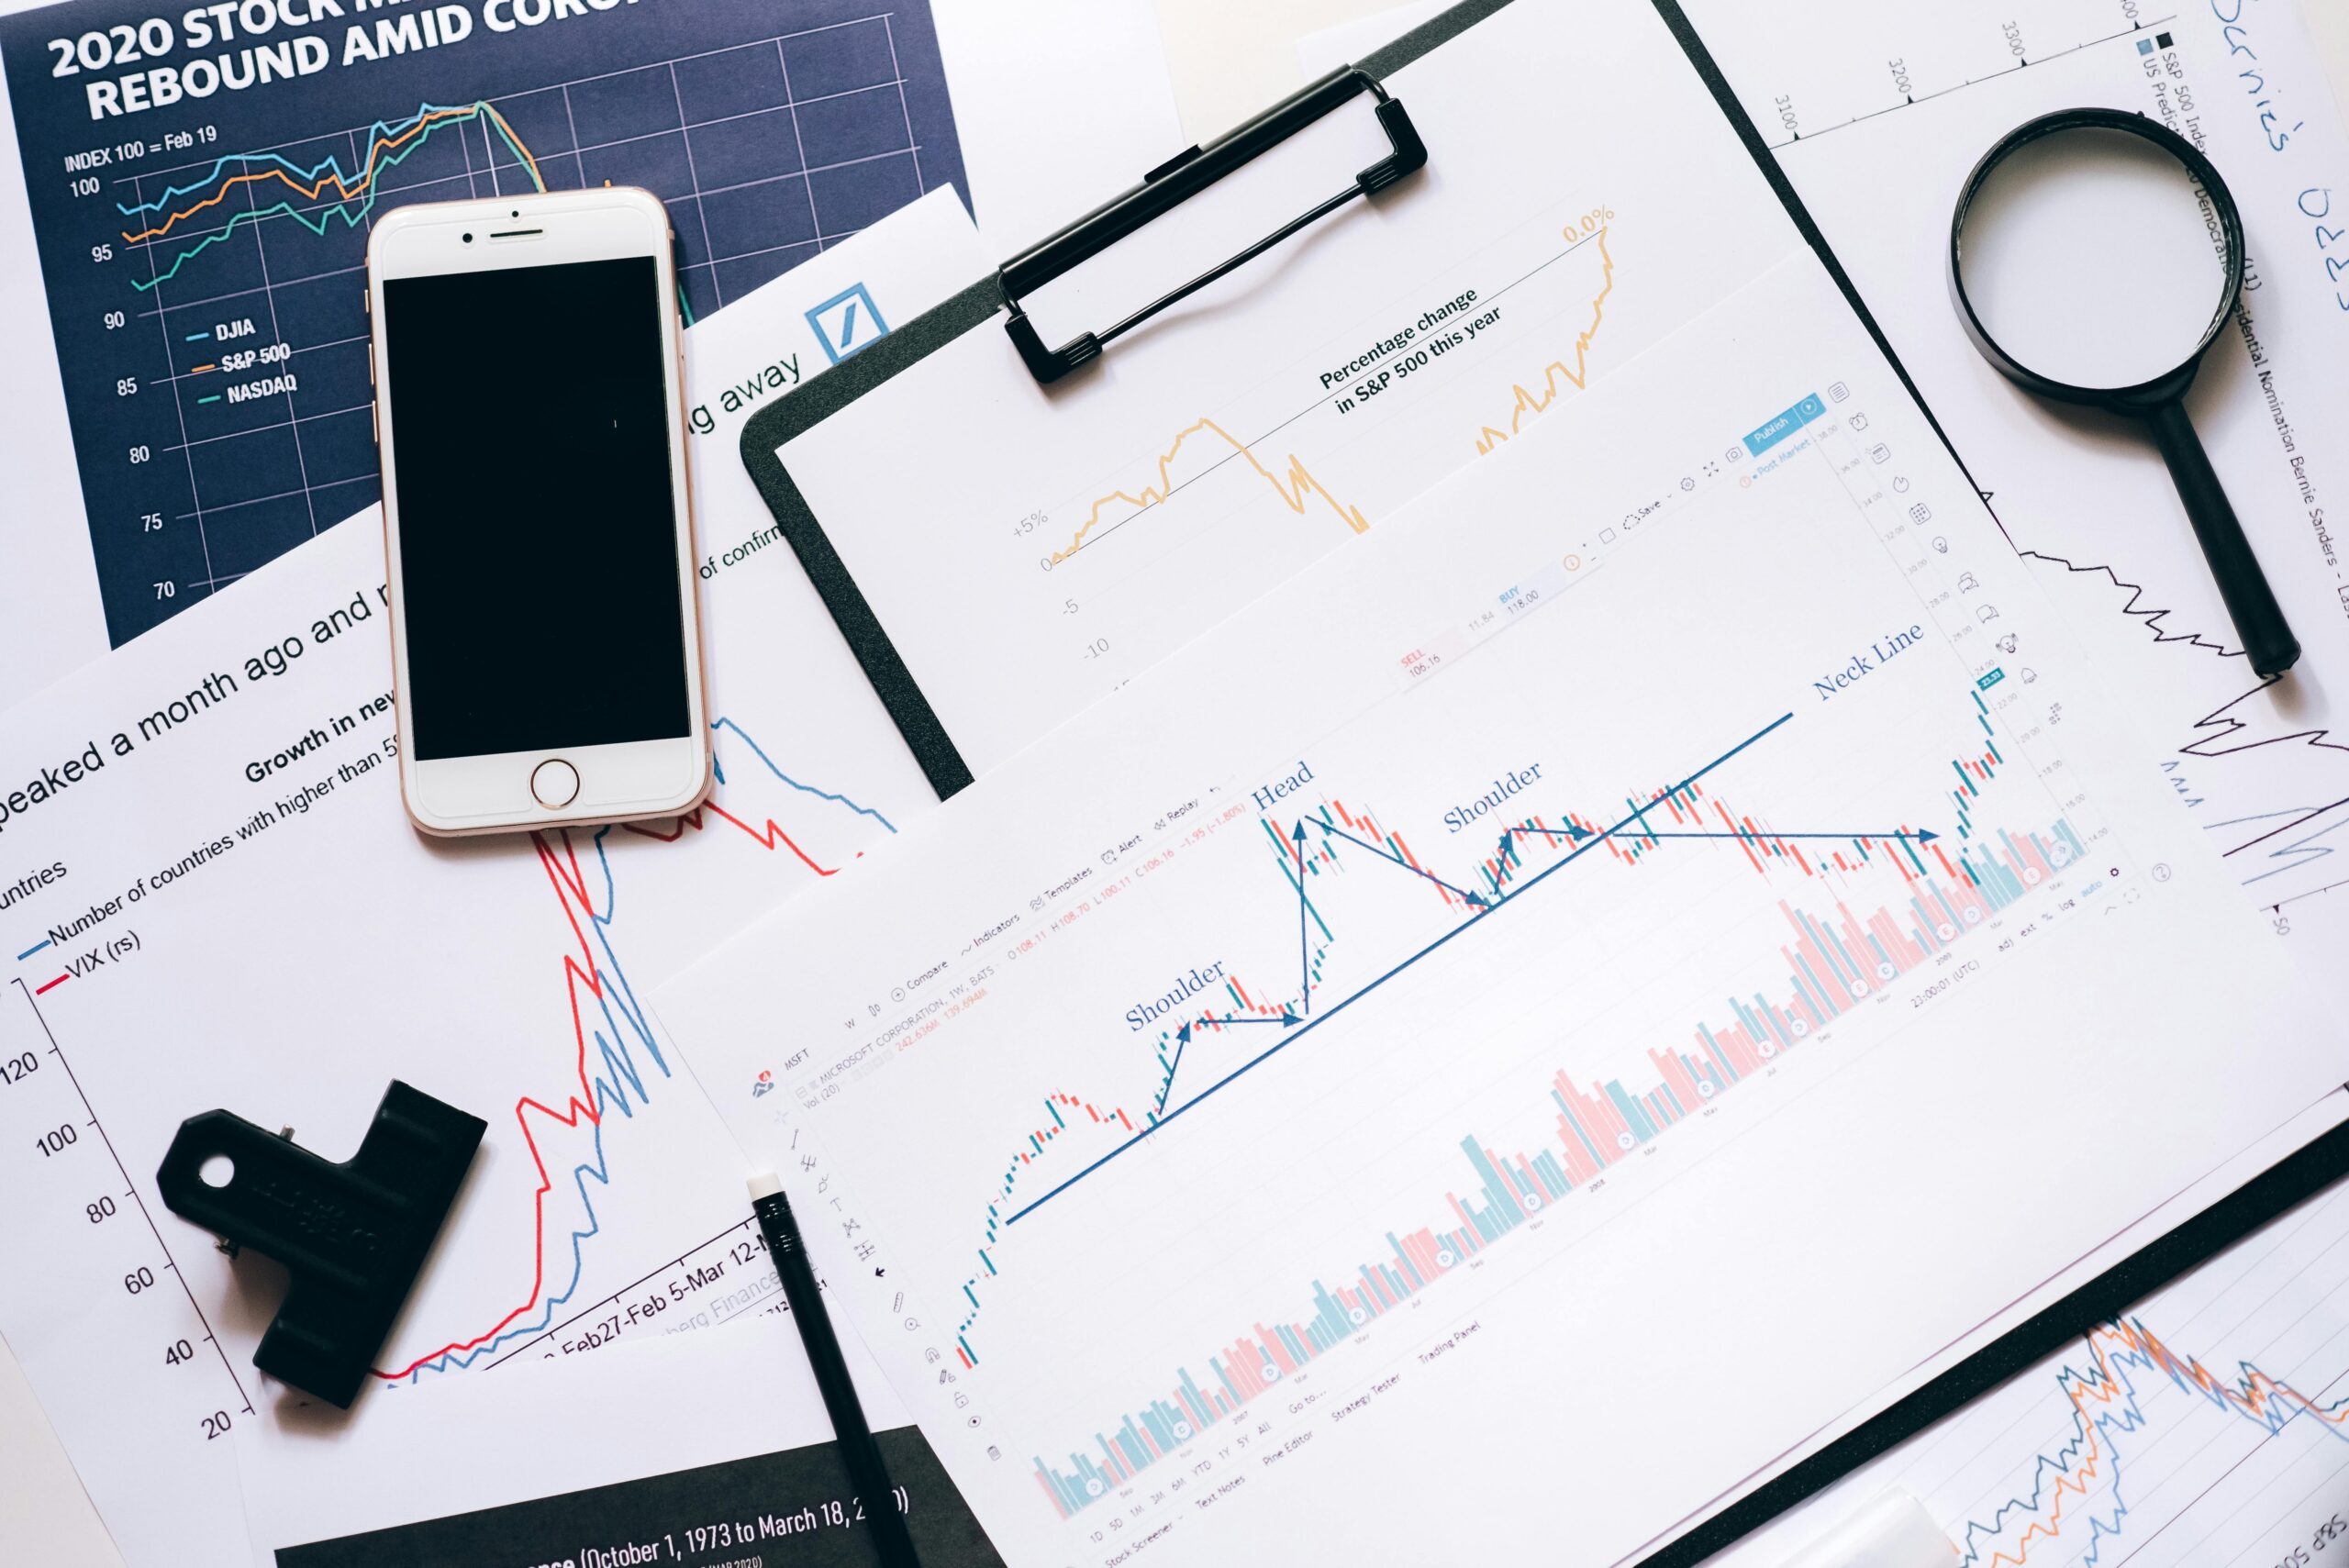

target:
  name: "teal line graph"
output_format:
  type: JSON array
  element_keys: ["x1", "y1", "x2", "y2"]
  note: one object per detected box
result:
[
  {"x1": 126, "y1": 100, "x2": 543, "y2": 293},
  {"x1": 117, "y1": 101, "x2": 520, "y2": 217}
]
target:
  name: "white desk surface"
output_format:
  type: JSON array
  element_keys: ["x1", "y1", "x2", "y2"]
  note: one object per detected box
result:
[{"x1": 7, "y1": 3, "x2": 2349, "y2": 1562}]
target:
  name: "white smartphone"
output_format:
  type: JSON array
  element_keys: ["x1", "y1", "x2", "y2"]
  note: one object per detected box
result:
[{"x1": 365, "y1": 187, "x2": 710, "y2": 836}]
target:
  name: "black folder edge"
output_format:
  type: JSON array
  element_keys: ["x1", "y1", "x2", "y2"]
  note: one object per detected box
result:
[{"x1": 735, "y1": 2, "x2": 2349, "y2": 1555}]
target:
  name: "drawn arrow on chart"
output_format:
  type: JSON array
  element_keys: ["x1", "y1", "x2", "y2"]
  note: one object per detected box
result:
[
  {"x1": 1293, "y1": 822, "x2": 1311, "y2": 1018},
  {"x1": 1504, "y1": 823, "x2": 1940, "y2": 845},
  {"x1": 1305, "y1": 818, "x2": 1489, "y2": 906}
]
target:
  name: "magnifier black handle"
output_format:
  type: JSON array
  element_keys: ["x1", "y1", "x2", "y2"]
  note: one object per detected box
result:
[{"x1": 2144, "y1": 399, "x2": 2299, "y2": 678}]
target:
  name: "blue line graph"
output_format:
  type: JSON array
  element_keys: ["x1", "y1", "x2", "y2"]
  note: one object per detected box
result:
[
  {"x1": 397, "y1": 825, "x2": 668, "y2": 1382},
  {"x1": 396, "y1": 722, "x2": 894, "y2": 1380},
  {"x1": 712, "y1": 716, "x2": 899, "y2": 833}
]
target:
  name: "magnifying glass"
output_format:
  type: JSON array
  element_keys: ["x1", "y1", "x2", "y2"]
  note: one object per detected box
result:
[{"x1": 1950, "y1": 107, "x2": 2299, "y2": 677}]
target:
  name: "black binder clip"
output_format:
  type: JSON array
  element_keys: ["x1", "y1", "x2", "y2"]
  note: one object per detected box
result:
[
  {"x1": 155, "y1": 1081, "x2": 485, "y2": 1408},
  {"x1": 1000, "y1": 65, "x2": 1428, "y2": 384}
]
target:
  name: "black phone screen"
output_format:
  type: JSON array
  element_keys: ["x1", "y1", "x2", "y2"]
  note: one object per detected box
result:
[{"x1": 382, "y1": 255, "x2": 690, "y2": 762}]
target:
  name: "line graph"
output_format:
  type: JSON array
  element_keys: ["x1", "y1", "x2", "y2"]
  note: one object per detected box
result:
[
  {"x1": 0, "y1": 0, "x2": 965, "y2": 644},
  {"x1": 1044, "y1": 417, "x2": 1370, "y2": 566},
  {"x1": 1472, "y1": 220, "x2": 1615, "y2": 454},
  {"x1": 621, "y1": 716, "x2": 901, "y2": 873},
  {"x1": 1043, "y1": 220, "x2": 1622, "y2": 568},
  {"x1": 1945, "y1": 1318, "x2": 2349, "y2": 1568},
  {"x1": 0, "y1": 506, "x2": 933, "y2": 1568},
  {"x1": 1789, "y1": 1175, "x2": 2349, "y2": 1568},
  {"x1": 123, "y1": 100, "x2": 546, "y2": 290},
  {"x1": 382, "y1": 717, "x2": 894, "y2": 1381}
]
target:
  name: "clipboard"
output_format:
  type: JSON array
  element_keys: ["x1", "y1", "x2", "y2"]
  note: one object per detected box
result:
[{"x1": 732, "y1": 2, "x2": 2349, "y2": 1558}]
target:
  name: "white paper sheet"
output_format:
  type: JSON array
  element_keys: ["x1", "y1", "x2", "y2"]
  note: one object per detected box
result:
[
  {"x1": 654, "y1": 250, "x2": 2345, "y2": 1567},
  {"x1": 1644, "y1": 9, "x2": 2349, "y2": 1559},
  {"x1": 1676, "y1": 0, "x2": 2349, "y2": 973},
  {"x1": 0, "y1": 193, "x2": 981, "y2": 1568}
]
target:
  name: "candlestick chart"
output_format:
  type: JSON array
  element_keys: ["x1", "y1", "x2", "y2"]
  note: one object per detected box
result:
[{"x1": 899, "y1": 676, "x2": 2093, "y2": 1518}]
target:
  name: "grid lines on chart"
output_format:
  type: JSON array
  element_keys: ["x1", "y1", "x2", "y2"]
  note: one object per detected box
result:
[{"x1": 111, "y1": 13, "x2": 937, "y2": 599}]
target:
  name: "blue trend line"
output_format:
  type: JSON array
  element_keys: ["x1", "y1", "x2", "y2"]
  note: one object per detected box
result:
[
  {"x1": 15, "y1": 939, "x2": 51, "y2": 962},
  {"x1": 1004, "y1": 711, "x2": 1795, "y2": 1225},
  {"x1": 712, "y1": 716, "x2": 897, "y2": 833},
  {"x1": 1513, "y1": 827, "x2": 1938, "y2": 843}
]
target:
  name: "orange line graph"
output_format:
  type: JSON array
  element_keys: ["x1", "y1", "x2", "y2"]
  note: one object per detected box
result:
[
  {"x1": 1965, "y1": 1317, "x2": 2349, "y2": 1567},
  {"x1": 1043, "y1": 222, "x2": 1617, "y2": 564},
  {"x1": 1045, "y1": 417, "x2": 1367, "y2": 565},
  {"x1": 1472, "y1": 226, "x2": 1616, "y2": 456},
  {"x1": 119, "y1": 103, "x2": 543, "y2": 244}
]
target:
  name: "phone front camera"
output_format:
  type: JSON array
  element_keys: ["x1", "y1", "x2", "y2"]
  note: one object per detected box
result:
[{"x1": 462, "y1": 232, "x2": 473, "y2": 243}]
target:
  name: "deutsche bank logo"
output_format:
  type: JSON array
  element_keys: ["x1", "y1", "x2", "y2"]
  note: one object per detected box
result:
[{"x1": 807, "y1": 283, "x2": 887, "y2": 364}]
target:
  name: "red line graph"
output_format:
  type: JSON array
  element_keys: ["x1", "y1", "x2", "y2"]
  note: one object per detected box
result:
[
  {"x1": 622, "y1": 802, "x2": 845, "y2": 876},
  {"x1": 373, "y1": 831, "x2": 634, "y2": 1381}
]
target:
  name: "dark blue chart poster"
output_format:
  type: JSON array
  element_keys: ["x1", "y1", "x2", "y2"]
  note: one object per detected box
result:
[{"x1": 0, "y1": 0, "x2": 966, "y2": 644}]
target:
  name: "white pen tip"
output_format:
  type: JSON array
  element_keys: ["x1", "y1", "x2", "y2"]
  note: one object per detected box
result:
[{"x1": 747, "y1": 1172, "x2": 784, "y2": 1201}]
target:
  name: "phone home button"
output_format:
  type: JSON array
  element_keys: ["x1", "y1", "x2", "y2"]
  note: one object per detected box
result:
[{"x1": 530, "y1": 759, "x2": 580, "y2": 810}]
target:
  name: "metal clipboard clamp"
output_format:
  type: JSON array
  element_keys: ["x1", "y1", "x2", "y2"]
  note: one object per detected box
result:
[{"x1": 998, "y1": 67, "x2": 1428, "y2": 384}]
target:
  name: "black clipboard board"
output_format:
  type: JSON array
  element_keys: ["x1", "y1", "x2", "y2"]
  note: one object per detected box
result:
[
  {"x1": 740, "y1": 0, "x2": 1974, "y2": 803},
  {"x1": 734, "y1": 1, "x2": 2349, "y2": 1556}
]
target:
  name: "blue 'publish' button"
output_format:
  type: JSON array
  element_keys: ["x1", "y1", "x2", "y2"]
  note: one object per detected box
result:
[{"x1": 1743, "y1": 393, "x2": 1827, "y2": 456}]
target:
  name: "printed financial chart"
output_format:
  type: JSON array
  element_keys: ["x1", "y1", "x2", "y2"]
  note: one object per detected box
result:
[
  {"x1": 1019, "y1": 202, "x2": 1620, "y2": 685},
  {"x1": 1680, "y1": 0, "x2": 2349, "y2": 959},
  {"x1": 777, "y1": 0, "x2": 1813, "y2": 778},
  {"x1": 0, "y1": 0, "x2": 964, "y2": 644},
  {"x1": 688, "y1": 264, "x2": 2270, "y2": 1564},
  {"x1": 967, "y1": 418, "x2": 2107, "y2": 1538},
  {"x1": 1726, "y1": 1175, "x2": 2349, "y2": 1568},
  {"x1": 0, "y1": 610, "x2": 917, "y2": 1564}
]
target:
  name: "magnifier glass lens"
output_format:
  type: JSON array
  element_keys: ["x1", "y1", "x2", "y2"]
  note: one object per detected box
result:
[{"x1": 1954, "y1": 126, "x2": 2232, "y2": 391}]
